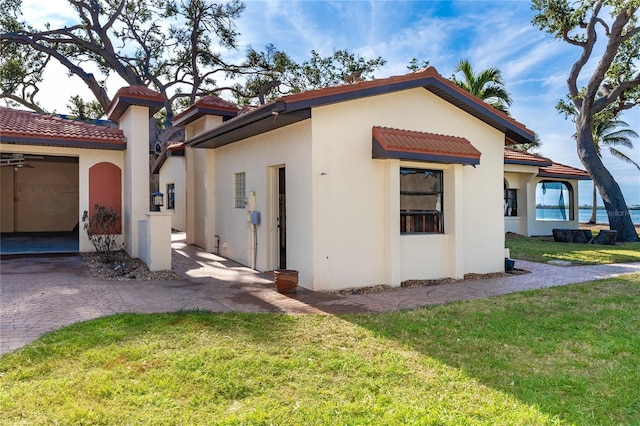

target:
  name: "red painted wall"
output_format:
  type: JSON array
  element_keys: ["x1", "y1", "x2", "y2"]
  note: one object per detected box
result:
[{"x1": 89, "y1": 162, "x2": 122, "y2": 234}]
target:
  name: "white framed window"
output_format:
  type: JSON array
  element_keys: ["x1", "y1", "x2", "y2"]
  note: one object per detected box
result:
[
  {"x1": 536, "y1": 180, "x2": 574, "y2": 221},
  {"x1": 400, "y1": 168, "x2": 444, "y2": 233},
  {"x1": 234, "y1": 172, "x2": 246, "y2": 208},
  {"x1": 504, "y1": 180, "x2": 517, "y2": 217}
]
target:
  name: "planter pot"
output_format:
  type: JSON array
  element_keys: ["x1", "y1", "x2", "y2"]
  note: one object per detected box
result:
[
  {"x1": 274, "y1": 269, "x2": 298, "y2": 294},
  {"x1": 505, "y1": 258, "x2": 515, "y2": 272}
]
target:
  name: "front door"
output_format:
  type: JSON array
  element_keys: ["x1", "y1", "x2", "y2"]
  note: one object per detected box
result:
[
  {"x1": 268, "y1": 165, "x2": 286, "y2": 270},
  {"x1": 277, "y1": 167, "x2": 286, "y2": 269}
]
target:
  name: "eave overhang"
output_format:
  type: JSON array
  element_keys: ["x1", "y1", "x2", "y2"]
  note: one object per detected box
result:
[
  {"x1": 0, "y1": 135, "x2": 126, "y2": 151},
  {"x1": 188, "y1": 68, "x2": 535, "y2": 150}
]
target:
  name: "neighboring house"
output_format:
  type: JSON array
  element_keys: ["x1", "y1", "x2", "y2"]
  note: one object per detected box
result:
[
  {"x1": 173, "y1": 67, "x2": 539, "y2": 291},
  {"x1": 503, "y1": 147, "x2": 590, "y2": 237},
  {"x1": 1, "y1": 87, "x2": 172, "y2": 270}
]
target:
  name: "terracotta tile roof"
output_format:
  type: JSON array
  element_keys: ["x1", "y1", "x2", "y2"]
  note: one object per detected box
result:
[
  {"x1": 277, "y1": 67, "x2": 535, "y2": 139},
  {"x1": 539, "y1": 162, "x2": 591, "y2": 180},
  {"x1": 167, "y1": 142, "x2": 185, "y2": 152},
  {"x1": 504, "y1": 148, "x2": 590, "y2": 180},
  {"x1": 190, "y1": 67, "x2": 536, "y2": 150},
  {"x1": 107, "y1": 85, "x2": 165, "y2": 122},
  {"x1": 503, "y1": 147, "x2": 552, "y2": 166},
  {"x1": 151, "y1": 141, "x2": 186, "y2": 174},
  {"x1": 173, "y1": 95, "x2": 239, "y2": 127},
  {"x1": 372, "y1": 126, "x2": 481, "y2": 165},
  {"x1": 0, "y1": 106, "x2": 126, "y2": 150}
]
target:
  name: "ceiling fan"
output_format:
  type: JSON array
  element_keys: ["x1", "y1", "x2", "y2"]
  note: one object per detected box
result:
[{"x1": 0, "y1": 153, "x2": 41, "y2": 168}]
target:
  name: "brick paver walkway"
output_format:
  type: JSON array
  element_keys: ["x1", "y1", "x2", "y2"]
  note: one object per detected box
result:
[{"x1": 2, "y1": 234, "x2": 639, "y2": 354}]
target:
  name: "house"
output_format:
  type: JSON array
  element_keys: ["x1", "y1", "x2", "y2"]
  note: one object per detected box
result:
[
  {"x1": 0, "y1": 106, "x2": 126, "y2": 252},
  {"x1": 152, "y1": 95, "x2": 240, "y2": 231},
  {"x1": 503, "y1": 147, "x2": 590, "y2": 236},
  {"x1": 1, "y1": 86, "x2": 172, "y2": 270},
  {"x1": 168, "y1": 67, "x2": 540, "y2": 291}
]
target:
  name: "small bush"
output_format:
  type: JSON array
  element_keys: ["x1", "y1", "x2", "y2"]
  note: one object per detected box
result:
[{"x1": 82, "y1": 204, "x2": 123, "y2": 263}]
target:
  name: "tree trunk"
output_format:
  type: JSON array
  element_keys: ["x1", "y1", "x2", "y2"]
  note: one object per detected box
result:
[
  {"x1": 588, "y1": 183, "x2": 597, "y2": 224},
  {"x1": 576, "y1": 120, "x2": 639, "y2": 242}
]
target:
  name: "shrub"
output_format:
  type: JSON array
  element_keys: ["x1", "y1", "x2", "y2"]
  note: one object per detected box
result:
[{"x1": 82, "y1": 204, "x2": 123, "y2": 263}]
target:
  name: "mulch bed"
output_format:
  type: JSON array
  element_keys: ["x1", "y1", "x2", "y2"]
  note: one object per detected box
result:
[{"x1": 329, "y1": 268, "x2": 530, "y2": 295}]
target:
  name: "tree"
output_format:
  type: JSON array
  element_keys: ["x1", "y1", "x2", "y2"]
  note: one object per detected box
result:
[
  {"x1": 1, "y1": 1, "x2": 386, "y2": 142},
  {"x1": 237, "y1": 45, "x2": 386, "y2": 105},
  {"x1": 585, "y1": 114, "x2": 639, "y2": 223},
  {"x1": 532, "y1": 0, "x2": 640, "y2": 241},
  {"x1": 1, "y1": 0, "x2": 246, "y2": 144},
  {"x1": 67, "y1": 95, "x2": 105, "y2": 121},
  {"x1": 0, "y1": 0, "x2": 50, "y2": 113},
  {"x1": 509, "y1": 133, "x2": 543, "y2": 153},
  {"x1": 450, "y1": 59, "x2": 513, "y2": 114},
  {"x1": 407, "y1": 58, "x2": 430, "y2": 72}
]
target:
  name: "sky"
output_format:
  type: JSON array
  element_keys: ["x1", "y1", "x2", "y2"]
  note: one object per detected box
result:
[{"x1": 16, "y1": 0, "x2": 640, "y2": 205}]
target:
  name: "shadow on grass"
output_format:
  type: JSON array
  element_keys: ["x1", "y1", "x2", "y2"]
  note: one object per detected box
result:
[
  {"x1": 3, "y1": 276, "x2": 639, "y2": 424},
  {"x1": 346, "y1": 274, "x2": 640, "y2": 425}
]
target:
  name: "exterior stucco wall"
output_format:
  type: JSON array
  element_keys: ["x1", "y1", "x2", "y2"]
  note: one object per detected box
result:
[
  {"x1": 0, "y1": 143, "x2": 124, "y2": 252},
  {"x1": 120, "y1": 105, "x2": 150, "y2": 257},
  {"x1": 503, "y1": 168, "x2": 537, "y2": 235},
  {"x1": 159, "y1": 156, "x2": 186, "y2": 231},
  {"x1": 185, "y1": 115, "x2": 224, "y2": 140},
  {"x1": 210, "y1": 120, "x2": 313, "y2": 282},
  {"x1": 503, "y1": 166, "x2": 582, "y2": 237},
  {"x1": 308, "y1": 88, "x2": 507, "y2": 290}
]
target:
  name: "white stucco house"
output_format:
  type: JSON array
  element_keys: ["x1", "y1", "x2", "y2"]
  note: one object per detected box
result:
[
  {"x1": 503, "y1": 147, "x2": 590, "y2": 237},
  {"x1": 1, "y1": 86, "x2": 172, "y2": 270},
  {"x1": 166, "y1": 67, "x2": 543, "y2": 291}
]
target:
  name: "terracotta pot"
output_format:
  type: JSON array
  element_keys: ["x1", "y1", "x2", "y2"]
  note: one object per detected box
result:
[{"x1": 274, "y1": 269, "x2": 298, "y2": 294}]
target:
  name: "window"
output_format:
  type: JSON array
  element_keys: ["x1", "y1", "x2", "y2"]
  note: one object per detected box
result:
[
  {"x1": 400, "y1": 168, "x2": 443, "y2": 233},
  {"x1": 166, "y1": 183, "x2": 175, "y2": 210},
  {"x1": 504, "y1": 180, "x2": 517, "y2": 217},
  {"x1": 234, "y1": 172, "x2": 246, "y2": 208},
  {"x1": 536, "y1": 180, "x2": 574, "y2": 221}
]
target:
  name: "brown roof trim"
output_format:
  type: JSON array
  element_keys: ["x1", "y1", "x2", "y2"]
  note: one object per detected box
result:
[
  {"x1": 107, "y1": 85, "x2": 165, "y2": 122},
  {"x1": 503, "y1": 147, "x2": 552, "y2": 166},
  {"x1": 538, "y1": 162, "x2": 591, "y2": 180},
  {"x1": 189, "y1": 67, "x2": 535, "y2": 149},
  {"x1": 173, "y1": 96, "x2": 240, "y2": 127},
  {"x1": 0, "y1": 136, "x2": 126, "y2": 151},
  {"x1": 372, "y1": 126, "x2": 481, "y2": 165},
  {"x1": 152, "y1": 142, "x2": 186, "y2": 174}
]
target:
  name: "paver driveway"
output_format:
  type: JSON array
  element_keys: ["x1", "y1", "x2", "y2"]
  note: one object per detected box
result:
[{"x1": 2, "y1": 234, "x2": 640, "y2": 354}]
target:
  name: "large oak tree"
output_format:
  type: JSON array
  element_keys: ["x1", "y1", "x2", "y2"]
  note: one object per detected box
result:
[
  {"x1": 1, "y1": 0, "x2": 385, "y2": 142},
  {"x1": 532, "y1": 0, "x2": 640, "y2": 241}
]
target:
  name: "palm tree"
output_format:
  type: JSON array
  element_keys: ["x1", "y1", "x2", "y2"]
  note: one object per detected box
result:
[
  {"x1": 451, "y1": 60, "x2": 512, "y2": 114},
  {"x1": 586, "y1": 116, "x2": 639, "y2": 223}
]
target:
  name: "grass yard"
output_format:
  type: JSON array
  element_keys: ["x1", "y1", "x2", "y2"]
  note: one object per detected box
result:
[
  {"x1": 2, "y1": 273, "x2": 639, "y2": 425},
  {"x1": 506, "y1": 234, "x2": 640, "y2": 265}
]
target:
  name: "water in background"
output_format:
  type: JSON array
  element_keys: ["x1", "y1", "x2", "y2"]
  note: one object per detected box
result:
[{"x1": 536, "y1": 208, "x2": 640, "y2": 225}]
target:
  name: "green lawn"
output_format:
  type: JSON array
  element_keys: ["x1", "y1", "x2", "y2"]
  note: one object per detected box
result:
[
  {"x1": 506, "y1": 234, "x2": 640, "y2": 264},
  {"x1": 2, "y1": 273, "x2": 640, "y2": 425}
]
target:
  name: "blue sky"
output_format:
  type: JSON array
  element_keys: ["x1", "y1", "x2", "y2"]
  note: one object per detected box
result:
[{"x1": 20, "y1": 0, "x2": 640, "y2": 205}]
